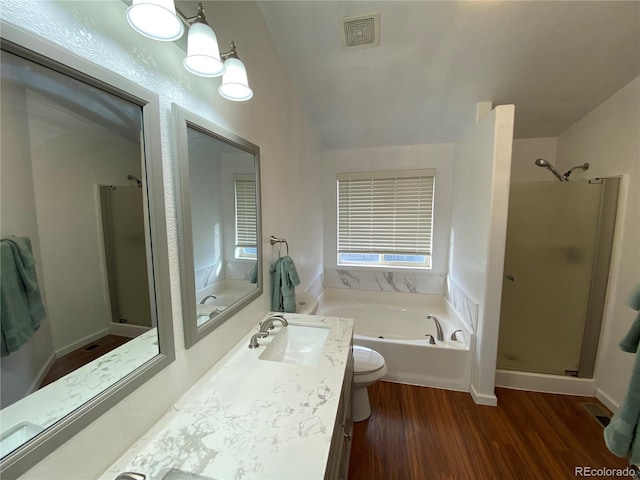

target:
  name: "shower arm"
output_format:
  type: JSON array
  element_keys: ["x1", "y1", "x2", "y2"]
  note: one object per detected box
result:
[{"x1": 562, "y1": 163, "x2": 590, "y2": 181}]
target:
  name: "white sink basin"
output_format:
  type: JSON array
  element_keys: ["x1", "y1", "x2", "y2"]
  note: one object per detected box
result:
[
  {"x1": 259, "y1": 324, "x2": 330, "y2": 366},
  {"x1": 0, "y1": 422, "x2": 44, "y2": 457}
]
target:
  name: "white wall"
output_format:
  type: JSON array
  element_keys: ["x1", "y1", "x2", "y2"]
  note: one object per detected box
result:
[
  {"x1": 0, "y1": 79, "x2": 55, "y2": 408},
  {"x1": 0, "y1": 0, "x2": 323, "y2": 478},
  {"x1": 556, "y1": 76, "x2": 640, "y2": 411},
  {"x1": 188, "y1": 139, "x2": 225, "y2": 290},
  {"x1": 322, "y1": 143, "x2": 454, "y2": 275},
  {"x1": 450, "y1": 104, "x2": 514, "y2": 405},
  {"x1": 27, "y1": 91, "x2": 142, "y2": 354}
]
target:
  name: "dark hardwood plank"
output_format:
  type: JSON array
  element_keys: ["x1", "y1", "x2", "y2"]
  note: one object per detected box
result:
[
  {"x1": 349, "y1": 381, "x2": 630, "y2": 480},
  {"x1": 39, "y1": 334, "x2": 131, "y2": 388}
]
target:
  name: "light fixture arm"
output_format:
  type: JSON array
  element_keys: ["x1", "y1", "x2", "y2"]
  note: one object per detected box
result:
[
  {"x1": 221, "y1": 41, "x2": 240, "y2": 60},
  {"x1": 185, "y1": 2, "x2": 208, "y2": 25}
]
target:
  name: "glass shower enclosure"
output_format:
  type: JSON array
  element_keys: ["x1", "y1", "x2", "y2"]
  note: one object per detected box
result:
[{"x1": 497, "y1": 178, "x2": 619, "y2": 378}]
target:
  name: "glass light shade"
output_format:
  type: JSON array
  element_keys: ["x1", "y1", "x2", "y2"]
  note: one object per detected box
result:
[
  {"x1": 218, "y1": 58, "x2": 253, "y2": 101},
  {"x1": 126, "y1": 0, "x2": 184, "y2": 41},
  {"x1": 183, "y1": 22, "x2": 225, "y2": 77}
]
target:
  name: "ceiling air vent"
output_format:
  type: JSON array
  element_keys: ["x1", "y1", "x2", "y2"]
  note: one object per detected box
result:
[{"x1": 340, "y1": 12, "x2": 380, "y2": 49}]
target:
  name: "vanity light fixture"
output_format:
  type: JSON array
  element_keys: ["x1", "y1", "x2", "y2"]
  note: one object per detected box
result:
[
  {"x1": 218, "y1": 42, "x2": 253, "y2": 101},
  {"x1": 126, "y1": 0, "x2": 184, "y2": 41},
  {"x1": 126, "y1": 1, "x2": 253, "y2": 101},
  {"x1": 183, "y1": 3, "x2": 225, "y2": 77}
]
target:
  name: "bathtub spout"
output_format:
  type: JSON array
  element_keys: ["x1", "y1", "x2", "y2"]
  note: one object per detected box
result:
[{"x1": 427, "y1": 315, "x2": 444, "y2": 341}]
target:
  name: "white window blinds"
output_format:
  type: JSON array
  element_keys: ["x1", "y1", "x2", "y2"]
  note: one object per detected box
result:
[
  {"x1": 337, "y1": 170, "x2": 435, "y2": 264},
  {"x1": 234, "y1": 176, "x2": 257, "y2": 249}
]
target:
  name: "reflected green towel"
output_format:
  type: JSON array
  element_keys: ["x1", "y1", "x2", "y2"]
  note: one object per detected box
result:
[
  {"x1": 247, "y1": 262, "x2": 258, "y2": 284},
  {"x1": 604, "y1": 282, "x2": 640, "y2": 463},
  {"x1": 626, "y1": 283, "x2": 640, "y2": 311},
  {"x1": 1, "y1": 237, "x2": 46, "y2": 357},
  {"x1": 270, "y1": 255, "x2": 300, "y2": 313}
]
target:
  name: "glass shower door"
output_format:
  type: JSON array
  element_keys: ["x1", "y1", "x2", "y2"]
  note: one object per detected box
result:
[
  {"x1": 100, "y1": 185, "x2": 153, "y2": 328},
  {"x1": 497, "y1": 181, "x2": 602, "y2": 375}
]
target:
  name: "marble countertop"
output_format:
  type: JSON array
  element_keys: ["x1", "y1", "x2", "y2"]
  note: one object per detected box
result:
[
  {"x1": 0, "y1": 329, "x2": 159, "y2": 452},
  {"x1": 101, "y1": 313, "x2": 354, "y2": 480}
]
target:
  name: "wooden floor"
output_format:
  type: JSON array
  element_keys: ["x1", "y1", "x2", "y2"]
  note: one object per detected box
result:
[
  {"x1": 348, "y1": 381, "x2": 630, "y2": 480},
  {"x1": 39, "y1": 335, "x2": 130, "y2": 388}
]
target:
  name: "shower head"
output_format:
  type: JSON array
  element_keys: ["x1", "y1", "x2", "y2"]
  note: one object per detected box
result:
[
  {"x1": 534, "y1": 158, "x2": 550, "y2": 168},
  {"x1": 534, "y1": 158, "x2": 565, "y2": 182},
  {"x1": 562, "y1": 162, "x2": 590, "y2": 181}
]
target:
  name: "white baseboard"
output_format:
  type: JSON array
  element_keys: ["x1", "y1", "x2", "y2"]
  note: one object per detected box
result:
[
  {"x1": 382, "y1": 373, "x2": 470, "y2": 393},
  {"x1": 495, "y1": 369, "x2": 597, "y2": 397},
  {"x1": 596, "y1": 388, "x2": 620, "y2": 414},
  {"x1": 29, "y1": 352, "x2": 56, "y2": 393},
  {"x1": 470, "y1": 383, "x2": 498, "y2": 406},
  {"x1": 109, "y1": 322, "x2": 150, "y2": 338},
  {"x1": 55, "y1": 328, "x2": 110, "y2": 357}
]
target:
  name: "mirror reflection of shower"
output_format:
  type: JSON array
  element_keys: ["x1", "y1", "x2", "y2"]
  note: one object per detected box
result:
[
  {"x1": 127, "y1": 174, "x2": 142, "y2": 187},
  {"x1": 534, "y1": 158, "x2": 589, "y2": 182}
]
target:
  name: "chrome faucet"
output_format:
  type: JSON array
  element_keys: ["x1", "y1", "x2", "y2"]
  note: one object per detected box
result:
[
  {"x1": 451, "y1": 329, "x2": 463, "y2": 341},
  {"x1": 424, "y1": 334, "x2": 436, "y2": 345},
  {"x1": 427, "y1": 315, "x2": 444, "y2": 341},
  {"x1": 259, "y1": 314, "x2": 288, "y2": 332},
  {"x1": 248, "y1": 331, "x2": 269, "y2": 349},
  {"x1": 200, "y1": 295, "x2": 217, "y2": 304}
]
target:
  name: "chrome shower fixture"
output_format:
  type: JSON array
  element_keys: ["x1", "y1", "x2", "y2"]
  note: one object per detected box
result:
[
  {"x1": 562, "y1": 162, "x2": 590, "y2": 181},
  {"x1": 127, "y1": 174, "x2": 142, "y2": 187},
  {"x1": 534, "y1": 158, "x2": 565, "y2": 182}
]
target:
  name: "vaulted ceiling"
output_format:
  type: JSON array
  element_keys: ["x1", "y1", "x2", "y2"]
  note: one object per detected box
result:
[{"x1": 256, "y1": 1, "x2": 639, "y2": 150}]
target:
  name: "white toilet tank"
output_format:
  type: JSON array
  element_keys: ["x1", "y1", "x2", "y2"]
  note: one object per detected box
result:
[{"x1": 295, "y1": 292, "x2": 318, "y2": 315}]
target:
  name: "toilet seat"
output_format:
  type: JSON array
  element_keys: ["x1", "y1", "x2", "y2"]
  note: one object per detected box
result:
[{"x1": 353, "y1": 345, "x2": 386, "y2": 375}]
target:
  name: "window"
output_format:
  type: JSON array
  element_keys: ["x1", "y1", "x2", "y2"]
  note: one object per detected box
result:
[
  {"x1": 337, "y1": 169, "x2": 435, "y2": 268},
  {"x1": 234, "y1": 175, "x2": 257, "y2": 259}
]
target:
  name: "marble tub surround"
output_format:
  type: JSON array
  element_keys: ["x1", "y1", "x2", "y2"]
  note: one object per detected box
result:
[
  {"x1": 101, "y1": 313, "x2": 354, "y2": 480},
  {"x1": 324, "y1": 268, "x2": 446, "y2": 295},
  {"x1": 446, "y1": 277, "x2": 480, "y2": 332},
  {"x1": 0, "y1": 329, "x2": 158, "y2": 453}
]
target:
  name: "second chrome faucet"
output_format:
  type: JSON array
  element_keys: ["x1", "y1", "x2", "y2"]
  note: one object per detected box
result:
[
  {"x1": 427, "y1": 315, "x2": 444, "y2": 341},
  {"x1": 248, "y1": 314, "x2": 289, "y2": 349}
]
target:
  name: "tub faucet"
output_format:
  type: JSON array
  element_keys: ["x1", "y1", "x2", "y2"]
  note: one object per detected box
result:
[
  {"x1": 248, "y1": 331, "x2": 269, "y2": 349},
  {"x1": 259, "y1": 314, "x2": 288, "y2": 332},
  {"x1": 424, "y1": 334, "x2": 436, "y2": 345},
  {"x1": 200, "y1": 295, "x2": 217, "y2": 304},
  {"x1": 427, "y1": 315, "x2": 444, "y2": 341},
  {"x1": 451, "y1": 329, "x2": 463, "y2": 341}
]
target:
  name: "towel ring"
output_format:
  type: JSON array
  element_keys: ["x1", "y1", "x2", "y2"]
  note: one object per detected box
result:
[{"x1": 270, "y1": 236, "x2": 289, "y2": 257}]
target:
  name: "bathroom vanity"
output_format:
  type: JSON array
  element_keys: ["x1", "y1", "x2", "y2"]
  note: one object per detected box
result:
[{"x1": 102, "y1": 313, "x2": 354, "y2": 480}]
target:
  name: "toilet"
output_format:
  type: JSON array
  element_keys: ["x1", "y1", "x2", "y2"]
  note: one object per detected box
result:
[
  {"x1": 295, "y1": 292, "x2": 387, "y2": 422},
  {"x1": 352, "y1": 345, "x2": 387, "y2": 422}
]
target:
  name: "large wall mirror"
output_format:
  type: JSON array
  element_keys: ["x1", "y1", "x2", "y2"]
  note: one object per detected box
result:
[
  {"x1": 173, "y1": 105, "x2": 262, "y2": 348},
  {"x1": 0, "y1": 26, "x2": 174, "y2": 479}
]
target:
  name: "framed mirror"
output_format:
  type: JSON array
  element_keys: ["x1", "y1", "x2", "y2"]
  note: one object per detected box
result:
[
  {"x1": 0, "y1": 25, "x2": 174, "y2": 478},
  {"x1": 173, "y1": 105, "x2": 262, "y2": 348}
]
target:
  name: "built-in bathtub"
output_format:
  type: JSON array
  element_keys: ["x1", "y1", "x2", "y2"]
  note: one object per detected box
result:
[{"x1": 318, "y1": 288, "x2": 473, "y2": 391}]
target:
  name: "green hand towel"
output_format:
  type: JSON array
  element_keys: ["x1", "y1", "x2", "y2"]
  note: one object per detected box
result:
[
  {"x1": 626, "y1": 283, "x2": 640, "y2": 311},
  {"x1": 269, "y1": 255, "x2": 301, "y2": 313},
  {"x1": 604, "y1": 282, "x2": 640, "y2": 462},
  {"x1": 1, "y1": 237, "x2": 46, "y2": 357},
  {"x1": 604, "y1": 313, "x2": 640, "y2": 461}
]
